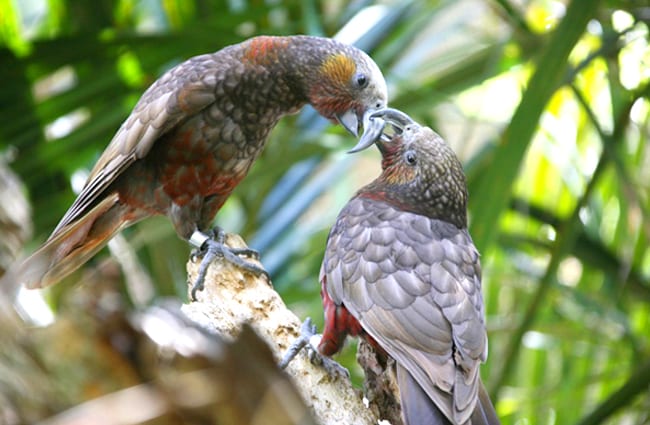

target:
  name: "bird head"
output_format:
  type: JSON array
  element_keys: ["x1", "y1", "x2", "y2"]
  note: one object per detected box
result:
[
  {"x1": 304, "y1": 41, "x2": 388, "y2": 137},
  {"x1": 356, "y1": 108, "x2": 469, "y2": 228}
]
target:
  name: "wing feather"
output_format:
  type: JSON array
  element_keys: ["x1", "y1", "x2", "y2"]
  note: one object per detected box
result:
[
  {"x1": 51, "y1": 54, "x2": 220, "y2": 236},
  {"x1": 323, "y1": 197, "x2": 486, "y2": 424}
]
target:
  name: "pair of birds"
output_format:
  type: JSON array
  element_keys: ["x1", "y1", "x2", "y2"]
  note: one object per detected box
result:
[{"x1": 18, "y1": 35, "x2": 498, "y2": 425}]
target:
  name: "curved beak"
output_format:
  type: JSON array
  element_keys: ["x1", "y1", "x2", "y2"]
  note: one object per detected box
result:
[
  {"x1": 347, "y1": 110, "x2": 384, "y2": 153},
  {"x1": 336, "y1": 109, "x2": 361, "y2": 137},
  {"x1": 348, "y1": 108, "x2": 417, "y2": 153}
]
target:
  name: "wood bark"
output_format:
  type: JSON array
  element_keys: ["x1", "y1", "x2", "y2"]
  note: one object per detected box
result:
[
  {"x1": 183, "y1": 233, "x2": 380, "y2": 425},
  {"x1": 0, "y1": 233, "x2": 388, "y2": 425}
]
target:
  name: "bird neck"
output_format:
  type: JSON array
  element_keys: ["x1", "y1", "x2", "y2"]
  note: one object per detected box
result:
[
  {"x1": 241, "y1": 35, "x2": 361, "y2": 121},
  {"x1": 232, "y1": 36, "x2": 309, "y2": 112},
  {"x1": 240, "y1": 36, "x2": 291, "y2": 64},
  {"x1": 357, "y1": 180, "x2": 468, "y2": 229},
  {"x1": 238, "y1": 35, "x2": 339, "y2": 104}
]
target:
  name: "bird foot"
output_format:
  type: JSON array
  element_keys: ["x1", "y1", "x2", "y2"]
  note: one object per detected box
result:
[
  {"x1": 279, "y1": 317, "x2": 319, "y2": 369},
  {"x1": 279, "y1": 318, "x2": 349, "y2": 380},
  {"x1": 188, "y1": 228, "x2": 268, "y2": 301}
]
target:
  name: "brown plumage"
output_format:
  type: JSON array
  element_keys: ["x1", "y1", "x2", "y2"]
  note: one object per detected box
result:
[
  {"x1": 318, "y1": 109, "x2": 499, "y2": 424},
  {"x1": 19, "y1": 35, "x2": 387, "y2": 290}
]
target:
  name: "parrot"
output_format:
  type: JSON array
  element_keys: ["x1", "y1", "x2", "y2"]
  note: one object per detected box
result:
[
  {"x1": 315, "y1": 108, "x2": 500, "y2": 424},
  {"x1": 17, "y1": 35, "x2": 388, "y2": 297}
]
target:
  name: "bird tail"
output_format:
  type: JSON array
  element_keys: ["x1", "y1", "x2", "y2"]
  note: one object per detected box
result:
[
  {"x1": 18, "y1": 194, "x2": 128, "y2": 289},
  {"x1": 397, "y1": 364, "x2": 452, "y2": 425},
  {"x1": 397, "y1": 364, "x2": 500, "y2": 425},
  {"x1": 469, "y1": 381, "x2": 500, "y2": 425}
]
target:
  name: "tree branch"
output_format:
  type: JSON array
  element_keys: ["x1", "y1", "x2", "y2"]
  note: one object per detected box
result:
[{"x1": 183, "y1": 233, "x2": 380, "y2": 425}]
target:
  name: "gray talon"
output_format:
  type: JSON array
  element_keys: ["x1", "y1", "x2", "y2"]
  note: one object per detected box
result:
[{"x1": 189, "y1": 228, "x2": 268, "y2": 301}]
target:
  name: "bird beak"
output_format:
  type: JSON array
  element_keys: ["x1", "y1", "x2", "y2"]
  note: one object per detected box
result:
[
  {"x1": 336, "y1": 109, "x2": 361, "y2": 137},
  {"x1": 348, "y1": 110, "x2": 384, "y2": 153},
  {"x1": 348, "y1": 108, "x2": 416, "y2": 153}
]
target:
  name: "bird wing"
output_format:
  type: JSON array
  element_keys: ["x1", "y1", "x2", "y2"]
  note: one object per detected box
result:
[
  {"x1": 323, "y1": 197, "x2": 487, "y2": 424},
  {"x1": 52, "y1": 54, "x2": 221, "y2": 235}
]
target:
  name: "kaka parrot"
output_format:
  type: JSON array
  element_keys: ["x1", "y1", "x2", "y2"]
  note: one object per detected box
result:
[
  {"x1": 317, "y1": 109, "x2": 499, "y2": 424},
  {"x1": 18, "y1": 35, "x2": 387, "y2": 295}
]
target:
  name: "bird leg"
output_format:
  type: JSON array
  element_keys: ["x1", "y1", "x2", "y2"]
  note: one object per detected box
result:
[
  {"x1": 279, "y1": 318, "x2": 349, "y2": 379},
  {"x1": 188, "y1": 227, "x2": 268, "y2": 301},
  {"x1": 279, "y1": 317, "x2": 319, "y2": 369}
]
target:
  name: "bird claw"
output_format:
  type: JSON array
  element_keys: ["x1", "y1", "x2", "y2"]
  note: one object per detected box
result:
[
  {"x1": 190, "y1": 248, "x2": 201, "y2": 262},
  {"x1": 188, "y1": 228, "x2": 269, "y2": 301},
  {"x1": 279, "y1": 317, "x2": 319, "y2": 369},
  {"x1": 307, "y1": 346, "x2": 350, "y2": 381},
  {"x1": 279, "y1": 318, "x2": 350, "y2": 380}
]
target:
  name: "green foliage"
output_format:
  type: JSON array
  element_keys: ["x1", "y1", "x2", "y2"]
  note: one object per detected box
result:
[{"x1": 1, "y1": 0, "x2": 649, "y2": 423}]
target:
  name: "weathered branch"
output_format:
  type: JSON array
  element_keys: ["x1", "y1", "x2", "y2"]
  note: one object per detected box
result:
[
  {"x1": 182, "y1": 233, "x2": 380, "y2": 425},
  {"x1": 0, "y1": 233, "x2": 383, "y2": 425}
]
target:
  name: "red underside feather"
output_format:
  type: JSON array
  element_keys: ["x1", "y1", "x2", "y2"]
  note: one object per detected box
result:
[{"x1": 318, "y1": 275, "x2": 383, "y2": 356}]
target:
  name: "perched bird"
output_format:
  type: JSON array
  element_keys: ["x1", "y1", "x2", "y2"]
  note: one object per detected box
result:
[
  {"x1": 18, "y1": 35, "x2": 387, "y2": 296},
  {"x1": 317, "y1": 109, "x2": 499, "y2": 424}
]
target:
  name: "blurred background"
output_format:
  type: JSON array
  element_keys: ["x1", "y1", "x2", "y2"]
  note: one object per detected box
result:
[{"x1": 1, "y1": 0, "x2": 649, "y2": 423}]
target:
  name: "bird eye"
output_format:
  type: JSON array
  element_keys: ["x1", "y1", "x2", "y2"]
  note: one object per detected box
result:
[
  {"x1": 405, "y1": 151, "x2": 417, "y2": 165},
  {"x1": 355, "y1": 73, "x2": 368, "y2": 89}
]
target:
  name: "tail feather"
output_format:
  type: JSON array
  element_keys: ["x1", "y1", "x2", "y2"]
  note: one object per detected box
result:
[
  {"x1": 397, "y1": 364, "x2": 500, "y2": 425},
  {"x1": 397, "y1": 364, "x2": 452, "y2": 425},
  {"x1": 469, "y1": 382, "x2": 500, "y2": 425},
  {"x1": 20, "y1": 194, "x2": 126, "y2": 289}
]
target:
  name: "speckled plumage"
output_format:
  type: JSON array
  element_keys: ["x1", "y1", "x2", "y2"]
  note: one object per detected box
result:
[
  {"x1": 21, "y1": 35, "x2": 387, "y2": 289},
  {"x1": 319, "y1": 120, "x2": 499, "y2": 425}
]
